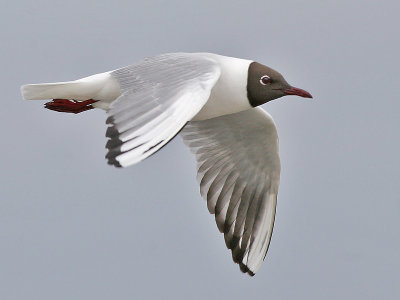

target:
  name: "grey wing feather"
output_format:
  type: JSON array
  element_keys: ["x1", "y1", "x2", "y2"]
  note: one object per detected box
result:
[
  {"x1": 181, "y1": 107, "x2": 280, "y2": 276},
  {"x1": 106, "y1": 53, "x2": 221, "y2": 167}
]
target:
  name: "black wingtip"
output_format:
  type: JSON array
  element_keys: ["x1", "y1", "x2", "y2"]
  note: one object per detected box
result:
[
  {"x1": 239, "y1": 263, "x2": 248, "y2": 273},
  {"x1": 107, "y1": 157, "x2": 122, "y2": 168},
  {"x1": 106, "y1": 116, "x2": 115, "y2": 125},
  {"x1": 105, "y1": 146, "x2": 123, "y2": 167},
  {"x1": 228, "y1": 236, "x2": 240, "y2": 251},
  {"x1": 106, "y1": 138, "x2": 123, "y2": 149},
  {"x1": 106, "y1": 126, "x2": 119, "y2": 138},
  {"x1": 232, "y1": 245, "x2": 247, "y2": 264},
  {"x1": 105, "y1": 149, "x2": 121, "y2": 160},
  {"x1": 239, "y1": 263, "x2": 255, "y2": 276}
]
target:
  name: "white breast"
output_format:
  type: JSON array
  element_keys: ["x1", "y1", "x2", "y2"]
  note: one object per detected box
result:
[{"x1": 191, "y1": 53, "x2": 253, "y2": 121}]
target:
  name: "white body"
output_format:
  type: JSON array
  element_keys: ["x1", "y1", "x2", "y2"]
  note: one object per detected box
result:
[
  {"x1": 20, "y1": 53, "x2": 281, "y2": 276},
  {"x1": 21, "y1": 53, "x2": 253, "y2": 120}
]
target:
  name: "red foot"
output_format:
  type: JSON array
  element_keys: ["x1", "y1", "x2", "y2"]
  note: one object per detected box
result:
[{"x1": 44, "y1": 99, "x2": 99, "y2": 114}]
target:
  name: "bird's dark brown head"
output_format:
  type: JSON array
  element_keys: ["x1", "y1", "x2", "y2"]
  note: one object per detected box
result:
[{"x1": 247, "y1": 62, "x2": 312, "y2": 107}]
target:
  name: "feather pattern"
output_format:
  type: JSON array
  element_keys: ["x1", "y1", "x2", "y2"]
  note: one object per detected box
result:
[
  {"x1": 106, "y1": 53, "x2": 221, "y2": 167},
  {"x1": 181, "y1": 107, "x2": 280, "y2": 275}
]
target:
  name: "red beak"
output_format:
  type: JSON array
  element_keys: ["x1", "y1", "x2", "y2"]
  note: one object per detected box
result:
[{"x1": 284, "y1": 87, "x2": 313, "y2": 98}]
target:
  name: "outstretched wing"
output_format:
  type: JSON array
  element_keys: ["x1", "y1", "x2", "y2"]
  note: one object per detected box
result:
[
  {"x1": 181, "y1": 107, "x2": 281, "y2": 276},
  {"x1": 106, "y1": 53, "x2": 221, "y2": 167}
]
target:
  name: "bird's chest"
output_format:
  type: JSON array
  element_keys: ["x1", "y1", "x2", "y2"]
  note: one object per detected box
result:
[{"x1": 191, "y1": 66, "x2": 252, "y2": 121}]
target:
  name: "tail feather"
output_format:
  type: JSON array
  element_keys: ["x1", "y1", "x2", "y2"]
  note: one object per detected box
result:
[
  {"x1": 21, "y1": 81, "x2": 84, "y2": 100},
  {"x1": 21, "y1": 72, "x2": 121, "y2": 101}
]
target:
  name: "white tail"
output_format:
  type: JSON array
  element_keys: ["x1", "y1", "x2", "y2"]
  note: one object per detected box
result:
[
  {"x1": 21, "y1": 81, "x2": 85, "y2": 100},
  {"x1": 21, "y1": 72, "x2": 121, "y2": 101}
]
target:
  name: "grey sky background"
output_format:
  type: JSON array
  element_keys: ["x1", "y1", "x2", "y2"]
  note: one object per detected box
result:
[{"x1": 1, "y1": 0, "x2": 399, "y2": 299}]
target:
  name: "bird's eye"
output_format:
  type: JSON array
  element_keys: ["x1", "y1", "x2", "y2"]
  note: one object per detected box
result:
[{"x1": 260, "y1": 75, "x2": 272, "y2": 85}]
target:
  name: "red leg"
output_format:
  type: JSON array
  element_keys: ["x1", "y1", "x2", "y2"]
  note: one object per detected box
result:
[{"x1": 44, "y1": 99, "x2": 99, "y2": 114}]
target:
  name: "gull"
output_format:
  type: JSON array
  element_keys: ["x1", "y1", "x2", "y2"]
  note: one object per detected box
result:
[{"x1": 21, "y1": 53, "x2": 312, "y2": 275}]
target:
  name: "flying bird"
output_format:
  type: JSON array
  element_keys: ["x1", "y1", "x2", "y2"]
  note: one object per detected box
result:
[{"x1": 21, "y1": 53, "x2": 312, "y2": 276}]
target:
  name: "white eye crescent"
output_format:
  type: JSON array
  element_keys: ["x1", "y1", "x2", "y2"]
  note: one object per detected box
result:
[{"x1": 260, "y1": 75, "x2": 272, "y2": 85}]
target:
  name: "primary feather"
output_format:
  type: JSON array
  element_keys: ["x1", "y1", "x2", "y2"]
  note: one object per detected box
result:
[{"x1": 181, "y1": 108, "x2": 280, "y2": 275}]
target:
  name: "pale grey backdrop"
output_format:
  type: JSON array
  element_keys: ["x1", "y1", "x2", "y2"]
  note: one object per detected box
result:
[{"x1": 1, "y1": 0, "x2": 399, "y2": 299}]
